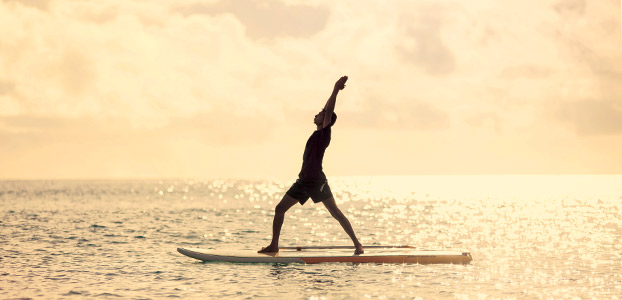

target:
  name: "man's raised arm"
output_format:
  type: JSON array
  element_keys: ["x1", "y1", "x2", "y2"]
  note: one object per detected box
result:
[{"x1": 322, "y1": 76, "x2": 348, "y2": 128}]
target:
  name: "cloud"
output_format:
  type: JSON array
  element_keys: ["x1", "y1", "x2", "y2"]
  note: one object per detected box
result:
[
  {"x1": 397, "y1": 3, "x2": 456, "y2": 76},
  {"x1": 544, "y1": 0, "x2": 622, "y2": 136},
  {"x1": 59, "y1": 48, "x2": 96, "y2": 95},
  {"x1": 464, "y1": 112, "x2": 502, "y2": 133},
  {"x1": 2, "y1": 0, "x2": 622, "y2": 178},
  {"x1": 0, "y1": 0, "x2": 281, "y2": 123},
  {"x1": 560, "y1": 31, "x2": 622, "y2": 83},
  {"x1": 499, "y1": 65, "x2": 552, "y2": 79},
  {"x1": 550, "y1": 0, "x2": 621, "y2": 78},
  {"x1": 67, "y1": 3, "x2": 120, "y2": 24},
  {"x1": 0, "y1": 114, "x2": 68, "y2": 130},
  {"x1": 553, "y1": 0, "x2": 586, "y2": 16},
  {"x1": 556, "y1": 100, "x2": 622, "y2": 136},
  {"x1": 341, "y1": 99, "x2": 450, "y2": 131},
  {"x1": 4, "y1": 0, "x2": 51, "y2": 11},
  {"x1": 0, "y1": 79, "x2": 15, "y2": 95},
  {"x1": 0, "y1": 106, "x2": 276, "y2": 148},
  {"x1": 176, "y1": 0, "x2": 330, "y2": 39},
  {"x1": 169, "y1": 108, "x2": 276, "y2": 146}
]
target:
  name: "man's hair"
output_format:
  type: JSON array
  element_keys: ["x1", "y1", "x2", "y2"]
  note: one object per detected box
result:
[{"x1": 330, "y1": 112, "x2": 337, "y2": 126}]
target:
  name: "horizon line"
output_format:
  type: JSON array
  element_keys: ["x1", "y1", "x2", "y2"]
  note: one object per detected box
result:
[{"x1": 1, "y1": 173, "x2": 622, "y2": 181}]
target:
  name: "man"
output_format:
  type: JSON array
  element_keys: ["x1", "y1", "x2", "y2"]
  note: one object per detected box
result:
[{"x1": 259, "y1": 75, "x2": 364, "y2": 255}]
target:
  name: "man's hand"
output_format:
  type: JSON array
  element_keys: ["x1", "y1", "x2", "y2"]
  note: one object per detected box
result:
[{"x1": 334, "y1": 76, "x2": 348, "y2": 91}]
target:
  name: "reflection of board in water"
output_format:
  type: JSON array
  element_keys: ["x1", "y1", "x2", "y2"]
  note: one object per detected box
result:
[{"x1": 177, "y1": 246, "x2": 472, "y2": 264}]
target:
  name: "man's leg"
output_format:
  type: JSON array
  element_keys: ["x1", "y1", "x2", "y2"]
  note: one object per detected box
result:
[
  {"x1": 322, "y1": 197, "x2": 364, "y2": 254},
  {"x1": 258, "y1": 194, "x2": 299, "y2": 253}
]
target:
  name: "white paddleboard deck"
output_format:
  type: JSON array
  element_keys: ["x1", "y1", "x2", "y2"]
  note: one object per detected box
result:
[{"x1": 177, "y1": 247, "x2": 472, "y2": 264}]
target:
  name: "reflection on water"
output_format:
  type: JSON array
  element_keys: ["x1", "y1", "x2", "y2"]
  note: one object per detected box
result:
[{"x1": 1, "y1": 175, "x2": 621, "y2": 299}]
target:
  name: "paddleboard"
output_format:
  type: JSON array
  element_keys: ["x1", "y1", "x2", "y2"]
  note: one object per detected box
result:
[{"x1": 177, "y1": 246, "x2": 472, "y2": 264}]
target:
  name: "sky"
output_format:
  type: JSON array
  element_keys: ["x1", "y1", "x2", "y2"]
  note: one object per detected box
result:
[{"x1": 1, "y1": 0, "x2": 621, "y2": 180}]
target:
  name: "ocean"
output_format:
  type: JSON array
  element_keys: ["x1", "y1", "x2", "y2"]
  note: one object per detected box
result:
[{"x1": 1, "y1": 175, "x2": 621, "y2": 299}]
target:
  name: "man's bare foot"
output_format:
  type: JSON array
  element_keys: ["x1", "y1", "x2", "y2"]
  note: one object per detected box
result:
[
  {"x1": 258, "y1": 245, "x2": 279, "y2": 253},
  {"x1": 354, "y1": 244, "x2": 364, "y2": 255}
]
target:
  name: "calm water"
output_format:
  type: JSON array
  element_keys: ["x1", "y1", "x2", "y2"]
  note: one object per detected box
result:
[{"x1": 1, "y1": 176, "x2": 621, "y2": 299}]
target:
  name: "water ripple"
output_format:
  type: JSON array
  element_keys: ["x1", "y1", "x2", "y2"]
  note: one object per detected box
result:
[{"x1": 1, "y1": 176, "x2": 621, "y2": 299}]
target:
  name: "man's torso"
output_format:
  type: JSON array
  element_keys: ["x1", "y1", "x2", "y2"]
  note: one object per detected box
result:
[{"x1": 298, "y1": 126, "x2": 331, "y2": 180}]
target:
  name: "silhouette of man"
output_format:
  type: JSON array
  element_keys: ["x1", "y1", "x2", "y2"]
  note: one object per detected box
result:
[{"x1": 259, "y1": 76, "x2": 364, "y2": 255}]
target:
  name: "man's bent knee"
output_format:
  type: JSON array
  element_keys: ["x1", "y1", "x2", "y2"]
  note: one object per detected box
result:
[
  {"x1": 275, "y1": 195, "x2": 298, "y2": 214},
  {"x1": 275, "y1": 205, "x2": 287, "y2": 215}
]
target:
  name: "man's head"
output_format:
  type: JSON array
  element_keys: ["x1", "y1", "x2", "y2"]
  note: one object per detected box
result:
[{"x1": 314, "y1": 110, "x2": 337, "y2": 127}]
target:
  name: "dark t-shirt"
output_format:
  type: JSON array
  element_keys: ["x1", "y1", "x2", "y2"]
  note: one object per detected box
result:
[{"x1": 298, "y1": 126, "x2": 332, "y2": 180}]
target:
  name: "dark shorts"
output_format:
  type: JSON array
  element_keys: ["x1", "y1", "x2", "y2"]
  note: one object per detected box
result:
[{"x1": 286, "y1": 179, "x2": 333, "y2": 205}]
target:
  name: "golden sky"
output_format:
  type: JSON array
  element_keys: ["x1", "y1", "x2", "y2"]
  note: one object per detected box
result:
[{"x1": 1, "y1": 0, "x2": 621, "y2": 179}]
